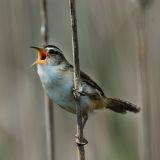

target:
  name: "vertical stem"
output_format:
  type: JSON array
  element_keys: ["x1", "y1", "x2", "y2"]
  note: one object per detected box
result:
[
  {"x1": 44, "y1": 97, "x2": 54, "y2": 160},
  {"x1": 69, "y1": 0, "x2": 86, "y2": 160},
  {"x1": 136, "y1": 7, "x2": 151, "y2": 160},
  {"x1": 41, "y1": 0, "x2": 48, "y2": 45},
  {"x1": 41, "y1": 0, "x2": 54, "y2": 160}
]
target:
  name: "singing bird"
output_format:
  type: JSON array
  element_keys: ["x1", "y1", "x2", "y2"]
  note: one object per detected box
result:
[{"x1": 31, "y1": 45, "x2": 140, "y2": 144}]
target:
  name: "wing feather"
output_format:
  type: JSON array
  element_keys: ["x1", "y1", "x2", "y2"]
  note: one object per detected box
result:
[{"x1": 66, "y1": 63, "x2": 105, "y2": 97}]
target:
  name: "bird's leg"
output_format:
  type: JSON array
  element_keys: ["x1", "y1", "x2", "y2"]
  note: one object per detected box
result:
[
  {"x1": 82, "y1": 113, "x2": 88, "y2": 129},
  {"x1": 75, "y1": 114, "x2": 88, "y2": 145},
  {"x1": 72, "y1": 87, "x2": 86, "y2": 96},
  {"x1": 73, "y1": 83, "x2": 88, "y2": 145}
]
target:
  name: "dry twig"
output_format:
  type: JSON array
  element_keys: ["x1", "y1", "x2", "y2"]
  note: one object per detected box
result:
[
  {"x1": 41, "y1": 0, "x2": 54, "y2": 160},
  {"x1": 69, "y1": 0, "x2": 86, "y2": 159}
]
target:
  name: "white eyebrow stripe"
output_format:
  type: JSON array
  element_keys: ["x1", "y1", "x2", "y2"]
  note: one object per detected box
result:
[{"x1": 45, "y1": 47, "x2": 63, "y2": 53}]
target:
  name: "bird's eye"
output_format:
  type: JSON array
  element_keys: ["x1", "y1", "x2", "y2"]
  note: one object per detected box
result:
[
  {"x1": 47, "y1": 49, "x2": 59, "y2": 55},
  {"x1": 45, "y1": 46, "x2": 62, "y2": 55},
  {"x1": 48, "y1": 49, "x2": 55, "y2": 54}
]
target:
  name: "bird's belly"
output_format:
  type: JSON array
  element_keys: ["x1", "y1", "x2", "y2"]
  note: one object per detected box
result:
[
  {"x1": 44, "y1": 81, "x2": 93, "y2": 114},
  {"x1": 37, "y1": 65, "x2": 96, "y2": 113},
  {"x1": 47, "y1": 84, "x2": 76, "y2": 113},
  {"x1": 37, "y1": 65, "x2": 76, "y2": 113},
  {"x1": 46, "y1": 83, "x2": 96, "y2": 113}
]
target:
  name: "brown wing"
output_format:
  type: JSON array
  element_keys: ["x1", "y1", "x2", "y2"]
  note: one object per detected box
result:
[
  {"x1": 66, "y1": 63, "x2": 105, "y2": 97},
  {"x1": 80, "y1": 71, "x2": 105, "y2": 97}
]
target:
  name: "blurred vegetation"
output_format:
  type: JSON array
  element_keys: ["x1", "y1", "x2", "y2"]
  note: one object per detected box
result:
[{"x1": 0, "y1": 0, "x2": 159, "y2": 160}]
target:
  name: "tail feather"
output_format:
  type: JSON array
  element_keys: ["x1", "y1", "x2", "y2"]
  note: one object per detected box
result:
[{"x1": 105, "y1": 97, "x2": 140, "y2": 114}]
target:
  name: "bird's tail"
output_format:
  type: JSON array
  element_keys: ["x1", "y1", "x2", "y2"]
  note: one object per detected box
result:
[{"x1": 105, "y1": 97, "x2": 140, "y2": 114}]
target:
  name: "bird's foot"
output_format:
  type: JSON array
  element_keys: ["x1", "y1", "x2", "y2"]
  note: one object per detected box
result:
[
  {"x1": 75, "y1": 134, "x2": 88, "y2": 146},
  {"x1": 72, "y1": 87, "x2": 86, "y2": 96}
]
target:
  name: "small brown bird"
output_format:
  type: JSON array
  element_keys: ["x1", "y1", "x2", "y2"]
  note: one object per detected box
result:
[{"x1": 31, "y1": 45, "x2": 140, "y2": 144}]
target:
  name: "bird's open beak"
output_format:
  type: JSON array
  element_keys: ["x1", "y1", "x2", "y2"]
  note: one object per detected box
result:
[{"x1": 30, "y1": 46, "x2": 48, "y2": 66}]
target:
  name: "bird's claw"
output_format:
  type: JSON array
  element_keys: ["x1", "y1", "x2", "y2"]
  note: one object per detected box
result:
[
  {"x1": 75, "y1": 134, "x2": 88, "y2": 146},
  {"x1": 72, "y1": 88, "x2": 86, "y2": 96}
]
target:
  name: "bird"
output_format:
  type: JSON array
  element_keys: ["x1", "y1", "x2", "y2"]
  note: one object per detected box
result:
[{"x1": 31, "y1": 45, "x2": 140, "y2": 145}]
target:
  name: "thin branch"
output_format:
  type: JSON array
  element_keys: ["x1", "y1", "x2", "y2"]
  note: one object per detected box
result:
[
  {"x1": 41, "y1": 0, "x2": 48, "y2": 45},
  {"x1": 69, "y1": 0, "x2": 86, "y2": 160},
  {"x1": 41, "y1": 1, "x2": 54, "y2": 160}
]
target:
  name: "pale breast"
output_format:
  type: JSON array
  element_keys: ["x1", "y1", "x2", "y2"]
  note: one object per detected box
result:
[
  {"x1": 37, "y1": 64, "x2": 101, "y2": 114},
  {"x1": 37, "y1": 64, "x2": 76, "y2": 113}
]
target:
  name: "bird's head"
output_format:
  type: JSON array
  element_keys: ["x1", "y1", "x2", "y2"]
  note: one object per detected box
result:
[{"x1": 31, "y1": 45, "x2": 65, "y2": 66}]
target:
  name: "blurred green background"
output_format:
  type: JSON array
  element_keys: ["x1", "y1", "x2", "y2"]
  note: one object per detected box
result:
[{"x1": 0, "y1": 0, "x2": 159, "y2": 160}]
